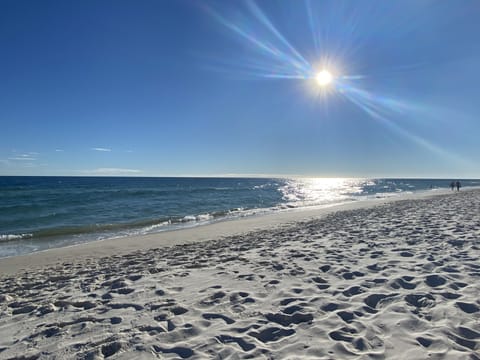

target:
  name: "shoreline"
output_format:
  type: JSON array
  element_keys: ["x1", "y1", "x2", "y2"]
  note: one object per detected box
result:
[{"x1": 0, "y1": 188, "x2": 457, "y2": 276}]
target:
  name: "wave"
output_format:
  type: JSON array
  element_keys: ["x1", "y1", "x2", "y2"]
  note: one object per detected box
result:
[
  {"x1": 0, "y1": 233, "x2": 33, "y2": 243},
  {"x1": 2, "y1": 207, "x2": 265, "y2": 243}
]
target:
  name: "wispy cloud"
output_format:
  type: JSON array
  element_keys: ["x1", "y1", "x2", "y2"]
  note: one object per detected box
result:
[
  {"x1": 55, "y1": 149, "x2": 64, "y2": 152},
  {"x1": 8, "y1": 157, "x2": 36, "y2": 161},
  {"x1": 3, "y1": 151, "x2": 39, "y2": 165},
  {"x1": 91, "y1": 147, "x2": 112, "y2": 152},
  {"x1": 8, "y1": 153, "x2": 37, "y2": 161},
  {"x1": 81, "y1": 168, "x2": 142, "y2": 175}
]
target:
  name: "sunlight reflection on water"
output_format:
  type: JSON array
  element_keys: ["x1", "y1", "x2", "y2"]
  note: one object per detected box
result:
[{"x1": 279, "y1": 178, "x2": 368, "y2": 207}]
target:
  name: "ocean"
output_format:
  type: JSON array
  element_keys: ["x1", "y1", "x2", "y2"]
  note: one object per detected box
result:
[{"x1": 0, "y1": 176, "x2": 478, "y2": 258}]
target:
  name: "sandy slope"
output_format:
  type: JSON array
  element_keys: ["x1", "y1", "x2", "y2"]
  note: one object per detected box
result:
[{"x1": 0, "y1": 190, "x2": 479, "y2": 359}]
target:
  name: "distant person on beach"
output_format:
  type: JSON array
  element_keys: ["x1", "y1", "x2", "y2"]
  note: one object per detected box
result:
[
  {"x1": 450, "y1": 181, "x2": 455, "y2": 191},
  {"x1": 456, "y1": 181, "x2": 461, "y2": 191}
]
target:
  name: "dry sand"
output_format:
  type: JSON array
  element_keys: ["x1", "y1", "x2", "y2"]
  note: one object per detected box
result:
[{"x1": 0, "y1": 190, "x2": 479, "y2": 359}]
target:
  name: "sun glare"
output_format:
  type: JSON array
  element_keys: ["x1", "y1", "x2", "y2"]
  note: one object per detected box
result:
[{"x1": 316, "y1": 70, "x2": 333, "y2": 87}]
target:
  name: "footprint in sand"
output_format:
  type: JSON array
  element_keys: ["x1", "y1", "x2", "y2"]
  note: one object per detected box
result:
[
  {"x1": 336, "y1": 310, "x2": 355, "y2": 323},
  {"x1": 201, "y1": 291, "x2": 227, "y2": 306},
  {"x1": 265, "y1": 279, "x2": 280, "y2": 287},
  {"x1": 448, "y1": 333, "x2": 477, "y2": 351},
  {"x1": 238, "y1": 274, "x2": 256, "y2": 281},
  {"x1": 138, "y1": 325, "x2": 166, "y2": 335},
  {"x1": 11, "y1": 304, "x2": 37, "y2": 315},
  {"x1": 216, "y1": 334, "x2": 255, "y2": 351},
  {"x1": 202, "y1": 313, "x2": 235, "y2": 324},
  {"x1": 311, "y1": 276, "x2": 328, "y2": 285},
  {"x1": 389, "y1": 277, "x2": 416, "y2": 290},
  {"x1": 248, "y1": 327, "x2": 295, "y2": 343},
  {"x1": 457, "y1": 326, "x2": 480, "y2": 341},
  {"x1": 110, "y1": 317, "x2": 122, "y2": 324},
  {"x1": 151, "y1": 299, "x2": 176, "y2": 310},
  {"x1": 152, "y1": 345, "x2": 194, "y2": 359},
  {"x1": 126, "y1": 274, "x2": 142, "y2": 281},
  {"x1": 366, "y1": 263, "x2": 385, "y2": 272},
  {"x1": 229, "y1": 292, "x2": 254, "y2": 305},
  {"x1": 405, "y1": 293, "x2": 436, "y2": 308},
  {"x1": 319, "y1": 264, "x2": 331, "y2": 272},
  {"x1": 425, "y1": 274, "x2": 447, "y2": 287},
  {"x1": 455, "y1": 302, "x2": 479, "y2": 314},
  {"x1": 329, "y1": 326, "x2": 358, "y2": 342},
  {"x1": 101, "y1": 341, "x2": 126, "y2": 358},
  {"x1": 171, "y1": 306, "x2": 189, "y2": 315},
  {"x1": 109, "y1": 303, "x2": 143, "y2": 311},
  {"x1": 342, "y1": 286, "x2": 365, "y2": 297},
  {"x1": 363, "y1": 293, "x2": 398, "y2": 309},
  {"x1": 265, "y1": 311, "x2": 313, "y2": 327},
  {"x1": 321, "y1": 302, "x2": 339, "y2": 312},
  {"x1": 115, "y1": 287, "x2": 134, "y2": 295},
  {"x1": 342, "y1": 271, "x2": 365, "y2": 280},
  {"x1": 438, "y1": 292, "x2": 461, "y2": 300}
]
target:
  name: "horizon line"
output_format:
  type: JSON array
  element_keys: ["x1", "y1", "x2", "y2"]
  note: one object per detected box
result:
[{"x1": 0, "y1": 174, "x2": 478, "y2": 180}]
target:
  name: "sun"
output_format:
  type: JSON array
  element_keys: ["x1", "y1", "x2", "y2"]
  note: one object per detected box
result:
[{"x1": 315, "y1": 70, "x2": 333, "y2": 87}]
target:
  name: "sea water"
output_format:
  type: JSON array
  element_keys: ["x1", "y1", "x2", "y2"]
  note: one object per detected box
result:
[{"x1": 0, "y1": 176, "x2": 478, "y2": 258}]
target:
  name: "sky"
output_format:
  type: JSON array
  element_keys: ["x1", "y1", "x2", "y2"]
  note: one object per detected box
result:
[{"x1": 1, "y1": 0, "x2": 479, "y2": 178}]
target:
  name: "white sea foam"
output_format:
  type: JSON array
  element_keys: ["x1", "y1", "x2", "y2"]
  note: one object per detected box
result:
[
  {"x1": 141, "y1": 220, "x2": 171, "y2": 233},
  {"x1": 196, "y1": 213, "x2": 213, "y2": 221},
  {"x1": 182, "y1": 215, "x2": 197, "y2": 222},
  {"x1": 0, "y1": 233, "x2": 33, "y2": 242}
]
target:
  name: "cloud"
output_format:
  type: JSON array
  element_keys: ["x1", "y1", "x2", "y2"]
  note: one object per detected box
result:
[
  {"x1": 81, "y1": 168, "x2": 142, "y2": 175},
  {"x1": 55, "y1": 149, "x2": 64, "y2": 152},
  {"x1": 91, "y1": 147, "x2": 112, "y2": 152},
  {"x1": 8, "y1": 156, "x2": 36, "y2": 161},
  {"x1": 5, "y1": 151, "x2": 39, "y2": 163}
]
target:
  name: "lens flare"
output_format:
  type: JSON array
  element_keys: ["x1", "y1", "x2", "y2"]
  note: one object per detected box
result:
[{"x1": 204, "y1": 1, "x2": 473, "y2": 167}]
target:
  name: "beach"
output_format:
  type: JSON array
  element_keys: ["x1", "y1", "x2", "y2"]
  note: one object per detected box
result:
[{"x1": 0, "y1": 189, "x2": 479, "y2": 359}]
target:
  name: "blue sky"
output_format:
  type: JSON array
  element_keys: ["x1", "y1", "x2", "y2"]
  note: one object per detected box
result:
[{"x1": 1, "y1": 0, "x2": 479, "y2": 177}]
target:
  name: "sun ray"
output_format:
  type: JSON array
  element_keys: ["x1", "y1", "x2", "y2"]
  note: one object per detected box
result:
[{"x1": 204, "y1": 0, "x2": 473, "y2": 167}]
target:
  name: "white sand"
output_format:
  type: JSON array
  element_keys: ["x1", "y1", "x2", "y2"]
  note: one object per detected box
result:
[{"x1": 0, "y1": 189, "x2": 479, "y2": 359}]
